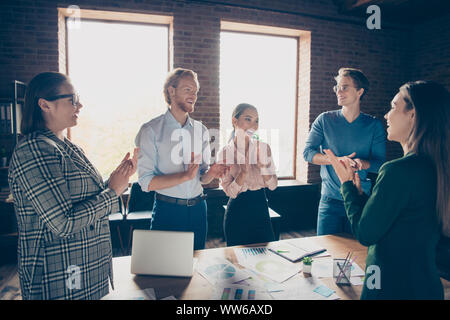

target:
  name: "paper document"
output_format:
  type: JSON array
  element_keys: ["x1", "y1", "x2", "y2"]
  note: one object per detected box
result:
[
  {"x1": 268, "y1": 239, "x2": 327, "y2": 262},
  {"x1": 211, "y1": 285, "x2": 273, "y2": 300},
  {"x1": 288, "y1": 238, "x2": 331, "y2": 258},
  {"x1": 234, "y1": 247, "x2": 301, "y2": 283},
  {"x1": 197, "y1": 257, "x2": 251, "y2": 285},
  {"x1": 269, "y1": 276, "x2": 340, "y2": 300}
]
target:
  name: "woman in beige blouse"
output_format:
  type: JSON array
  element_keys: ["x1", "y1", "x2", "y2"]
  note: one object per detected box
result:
[{"x1": 217, "y1": 103, "x2": 278, "y2": 246}]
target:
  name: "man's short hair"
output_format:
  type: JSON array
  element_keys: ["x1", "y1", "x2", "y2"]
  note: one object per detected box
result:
[
  {"x1": 163, "y1": 68, "x2": 199, "y2": 105},
  {"x1": 335, "y1": 67, "x2": 369, "y2": 100}
]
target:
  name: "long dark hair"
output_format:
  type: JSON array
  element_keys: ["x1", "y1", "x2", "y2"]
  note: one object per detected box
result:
[
  {"x1": 400, "y1": 80, "x2": 450, "y2": 236},
  {"x1": 21, "y1": 72, "x2": 70, "y2": 135}
]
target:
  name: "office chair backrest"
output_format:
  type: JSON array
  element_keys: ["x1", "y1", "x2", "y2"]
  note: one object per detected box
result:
[{"x1": 128, "y1": 182, "x2": 155, "y2": 212}]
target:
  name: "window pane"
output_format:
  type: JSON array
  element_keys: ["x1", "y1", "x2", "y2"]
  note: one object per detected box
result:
[
  {"x1": 67, "y1": 20, "x2": 168, "y2": 180},
  {"x1": 220, "y1": 31, "x2": 297, "y2": 177}
]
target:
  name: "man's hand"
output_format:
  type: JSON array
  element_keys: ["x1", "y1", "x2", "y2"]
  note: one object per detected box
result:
[{"x1": 183, "y1": 152, "x2": 200, "y2": 181}]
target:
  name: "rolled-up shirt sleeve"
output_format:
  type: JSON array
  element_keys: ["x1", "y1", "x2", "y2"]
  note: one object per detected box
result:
[
  {"x1": 221, "y1": 173, "x2": 243, "y2": 199},
  {"x1": 265, "y1": 175, "x2": 278, "y2": 191},
  {"x1": 135, "y1": 125, "x2": 157, "y2": 192}
]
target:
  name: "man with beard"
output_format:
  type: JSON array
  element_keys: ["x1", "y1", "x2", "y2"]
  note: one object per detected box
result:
[{"x1": 135, "y1": 68, "x2": 226, "y2": 250}]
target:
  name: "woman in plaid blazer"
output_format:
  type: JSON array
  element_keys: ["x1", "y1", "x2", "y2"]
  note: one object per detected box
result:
[{"x1": 8, "y1": 72, "x2": 138, "y2": 299}]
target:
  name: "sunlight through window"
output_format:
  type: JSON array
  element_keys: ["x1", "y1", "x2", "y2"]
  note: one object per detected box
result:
[
  {"x1": 220, "y1": 31, "x2": 298, "y2": 178},
  {"x1": 67, "y1": 19, "x2": 169, "y2": 179}
]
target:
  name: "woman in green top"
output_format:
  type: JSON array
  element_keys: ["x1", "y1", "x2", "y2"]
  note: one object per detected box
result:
[{"x1": 324, "y1": 81, "x2": 449, "y2": 300}]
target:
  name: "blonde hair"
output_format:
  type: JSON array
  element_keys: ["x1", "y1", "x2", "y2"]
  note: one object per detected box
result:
[{"x1": 163, "y1": 68, "x2": 199, "y2": 105}]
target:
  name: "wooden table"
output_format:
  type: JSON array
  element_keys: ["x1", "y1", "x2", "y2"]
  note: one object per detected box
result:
[{"x1": 104, "y1": 234, "x2": 369, "y2": 300}]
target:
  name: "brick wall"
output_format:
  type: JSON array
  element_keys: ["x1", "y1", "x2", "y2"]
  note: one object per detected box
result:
[
  {"x1": 410, "y1": 14, "x2": 450, "y2": 90},
  {"x1": 0, "y1": 0, "x2": 448, "y2": 183}
]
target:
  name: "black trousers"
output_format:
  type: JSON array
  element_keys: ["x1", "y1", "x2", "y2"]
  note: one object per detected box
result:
[{"x1": 224, "y1": 188, "x2": 275, "y2": 247}]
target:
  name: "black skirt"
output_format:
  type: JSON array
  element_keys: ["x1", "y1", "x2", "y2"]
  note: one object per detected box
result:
[{"x1": 224, "y1": 188, "x2": 275, "y2": 247}]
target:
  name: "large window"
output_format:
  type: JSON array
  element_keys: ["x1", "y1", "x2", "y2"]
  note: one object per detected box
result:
[
  {"x1": 66, "y1": 19, "x2": 169, "y2": 179},
  {"x1": 220, "y1": 29, "x2": 298, "y2": 178}
]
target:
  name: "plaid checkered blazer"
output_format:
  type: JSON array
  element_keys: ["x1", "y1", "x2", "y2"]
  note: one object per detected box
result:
[{"x1": 8, "y1": 129, "x2": 120, "y2": 300}]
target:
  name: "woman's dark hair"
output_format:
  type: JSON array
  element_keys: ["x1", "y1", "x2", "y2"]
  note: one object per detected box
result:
[
  {"x1": 400, "y1": 80, "x2": 450, "y2": 236},
  {"x1": 21, "y1": 72, "x2": 70, "y2": 134}
]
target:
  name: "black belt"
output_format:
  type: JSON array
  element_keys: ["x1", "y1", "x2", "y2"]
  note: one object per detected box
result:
[{"x1": 155, "y1": 193, "x2": 206, "y2": 207}]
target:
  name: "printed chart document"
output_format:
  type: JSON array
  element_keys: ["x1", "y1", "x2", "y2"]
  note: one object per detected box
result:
[
  {"x1": 211, "y1": 284, "x2": 273, "y2": 300},
  {"x1": 197, "y1": 257, "x2": 251, "y2": 285},
  {"x1": 268, "y1": 238, "x2": 328, "y2": 262},
  {"x1": 234, "y1": 247, "x2": 301, "y2": 283}
]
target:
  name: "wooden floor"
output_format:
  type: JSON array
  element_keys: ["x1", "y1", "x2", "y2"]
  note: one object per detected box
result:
[{"x1": 1, "y1": 229, "x2": 449, "y2": 300}]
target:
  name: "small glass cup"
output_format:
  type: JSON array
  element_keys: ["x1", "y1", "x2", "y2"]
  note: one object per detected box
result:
[{"x1": 333, "y1": 258, "x2": 351, "y2": 285}]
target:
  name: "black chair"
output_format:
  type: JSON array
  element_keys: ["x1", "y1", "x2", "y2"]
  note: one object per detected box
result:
[
  {"x1": 109, "y1": 196, "x2": 126, "y2": 256},
  {"x1": 125, "y1": 182, "x2": 155, "y2": 254}
]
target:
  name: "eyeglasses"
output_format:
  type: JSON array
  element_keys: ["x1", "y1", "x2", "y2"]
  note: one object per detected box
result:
[
  {"x1": 44, "y1": 93, "x2": 80, "y2": 106},
  {"x1": 333, "y1": 85, "x2": 356, "y2": 93}
]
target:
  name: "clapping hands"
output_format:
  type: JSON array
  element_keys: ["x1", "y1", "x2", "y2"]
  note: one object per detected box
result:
[
  {"x1": 108, "y1": 148, "x2": 139, "y2": 196},
  {"x1": 324, "y1": 149, "x2": 363, "y2": 195}
]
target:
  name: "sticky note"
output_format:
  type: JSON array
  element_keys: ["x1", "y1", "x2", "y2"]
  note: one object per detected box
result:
[{"x1": 313, "y1": 285, "x2": 335, "y2": 298}]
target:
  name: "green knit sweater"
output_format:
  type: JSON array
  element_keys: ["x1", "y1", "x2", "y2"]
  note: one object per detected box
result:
[{"x1": 341, "y1": 152, "x2": 444, "y2": 300}]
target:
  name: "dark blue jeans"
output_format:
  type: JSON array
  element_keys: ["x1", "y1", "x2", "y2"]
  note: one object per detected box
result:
[
  {"x1": 316, "y1": 195, "x2": 352, "y2": 236},
  {"x1": 151, "y1": 198, "x2": 207, "y2": 250}
]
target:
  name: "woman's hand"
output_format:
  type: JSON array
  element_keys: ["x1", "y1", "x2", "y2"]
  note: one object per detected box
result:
[
  {"x1": 108, "y1": 152, "x2": 133, "y2": 195},
  {"x1": 130, "y1": 147, "x2": 139, "y2": 174},
  {"x1": 237, "y1": 142, "x2": 250, "y2": 175},
  {"x1": 353, "y1": 158, "x2": 370, "y2": 171},
  {"x1": 324, "y1": 149, "x2": 363, "y2": 195},
  {"x1": 108, "y1": 148, "x2": 139, "y2": 195},
  {"x1": 353, "y1": 172, "x2": 363, "y2": 195},
  {"x1": 256, "y1": 142, "x2": 272, "y2": 169},
  {"x1": 323, "y1": 149, "x2": 355, "y2": 184},
  {"x1": 336, "y1": 152, "x2": 358, "y2": 169},
  {"x1": 208, "y1": 163, "x2": 229, "y2": 179}
]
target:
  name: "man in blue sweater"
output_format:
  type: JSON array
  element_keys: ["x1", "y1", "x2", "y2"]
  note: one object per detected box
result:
[{"x1": 303, "y1": 68, "x2": 386, "y2": 235}]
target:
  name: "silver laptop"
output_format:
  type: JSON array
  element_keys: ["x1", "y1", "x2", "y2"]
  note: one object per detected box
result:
[{"x1": 130, "y1": 230, "x2": 194, "y2": 277}]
